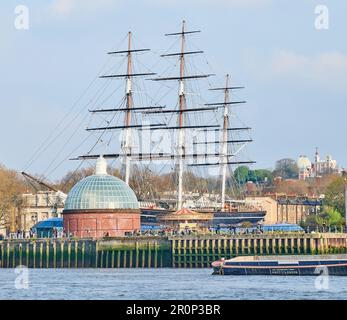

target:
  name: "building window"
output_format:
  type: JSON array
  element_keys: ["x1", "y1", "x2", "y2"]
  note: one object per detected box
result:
[{"x1": 31, "y1": 213, "x2": 38, "y2": 223}]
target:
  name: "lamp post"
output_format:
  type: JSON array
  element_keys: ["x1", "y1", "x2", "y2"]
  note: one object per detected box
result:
[{"x1": 344, "y1": 177, "x2": 347, "y2": 233}]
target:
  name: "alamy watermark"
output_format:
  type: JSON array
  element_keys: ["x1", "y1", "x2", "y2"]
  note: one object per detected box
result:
[
  {"x1": 15, "y1": 265, "x2": 29, "y2": 289},
  {"x1": 315, "y1": 5, "x2": 329, "y2": 30},
  {"x1": 314, "y1": 266, "x2": 329, "y2": 291},
  {"x1": 14, "y1": 5, "x2": 29, "y2": 30}
]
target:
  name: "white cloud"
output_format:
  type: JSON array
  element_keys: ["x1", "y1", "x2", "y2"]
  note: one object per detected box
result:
[
  {"x1": 242, "y1": 49, "x2": 347, "y2": 92},
  {"x1": 48, "y1": 0, "x2": 271, "y2": 16},
  {"x1": 270, "y1": 50, "x2": 347, "y2": 87},
  {"x1": 145, "y1": 0, "x2": 272, "y2": 7},
  {"x1": 49, "y1": 0, "x2": 116, "y2": 16}
]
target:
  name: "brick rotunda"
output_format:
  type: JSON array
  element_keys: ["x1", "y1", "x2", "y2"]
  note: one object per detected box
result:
[{"x1": 63, "y1": 156, "x2": 140, "y2": 238}]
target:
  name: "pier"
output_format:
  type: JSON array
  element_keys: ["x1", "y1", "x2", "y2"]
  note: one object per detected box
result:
[{"x1": 0, "y1": 233, "x2": 346, "y2": 268}]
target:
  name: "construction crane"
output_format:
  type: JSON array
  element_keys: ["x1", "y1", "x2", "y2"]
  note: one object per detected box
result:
[
  {"x1": 21, "y1": 171, "x2": 67, "y2": 216},
  {"x1": 21, "y1": 171, "x2": 59, "y2": 192}
]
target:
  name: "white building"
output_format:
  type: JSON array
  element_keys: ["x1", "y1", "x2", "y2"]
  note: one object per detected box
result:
[
  {"x1": 20, "y1": 190, "x2": 66, "y2": 232},
  {"x1": 298, "y1": 148, "x2": 339, "y2": 180}
]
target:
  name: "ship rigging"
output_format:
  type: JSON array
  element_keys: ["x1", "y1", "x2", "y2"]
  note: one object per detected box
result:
[{"x1": 25, "y1": 21, "x2": 255, "y2": 213}]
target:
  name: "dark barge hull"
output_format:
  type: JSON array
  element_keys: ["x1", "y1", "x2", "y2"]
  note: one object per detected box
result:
[
  {"x1": 212, "y1": 256, "x2": 347, "y2": 276},
  {"x1": 213, "y1": 265, "x2": 347, "y2": 276}
]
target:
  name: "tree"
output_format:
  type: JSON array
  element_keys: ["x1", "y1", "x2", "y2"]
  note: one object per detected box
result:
[
  {"x1": 274, "y1": 179, "x2": 309, "y2": 195},
  {"x1": 233, "y1": 166, "x2": 273, "y2": 185},
  {"x1": 273, "y1": 158, "x2": 299, "y2": 179},
  {"x1": 0, "y1": 164, "x2": 27, "y2": 233},
  {"x1": 56, "y1": 166, "x2": 95, "y2": 193},
  {"x1": 250, "y1": 169, "x2": 273, "y2": 184},
  {"x1": 324, "y1": 176, "x2": 345, "y2": 217},
  {"x1": 234, "y1": 166, "x2": 249, "y2": 184},
  {"x1": 323, "y1": 206, "x2": 343, "y2": 227},
  {"x1": 300, "y1": 206, "x2": 343, "y2": 231}
]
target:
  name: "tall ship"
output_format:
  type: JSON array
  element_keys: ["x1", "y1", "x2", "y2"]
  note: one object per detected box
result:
[
  {"x1": 72, "y1": 21, "x2": 265, "y2": 228},
  {"x1": 24, "y1": 21, "x2": 266, "y2": 229}
]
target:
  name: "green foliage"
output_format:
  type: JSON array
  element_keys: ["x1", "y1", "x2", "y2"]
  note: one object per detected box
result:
[
  {"x1": 252, "y1": 169, "x2": 273, "y2": 183},
  {"x1": 273, "y1": 158, "x2": 299, "y2": 179},
  {"x1": 233, "y1": 166, "x2": 249, "y2": 184},
  {"x1": 234, "y1": 166, "x2": 273, "y2": 185},
  {"x1": 322, "y1": 206, "x2": 344, "y2": 227},
  {"x1": 324, "y1": 177, "x2": 345, "y2": 216},
  {"x1": 300, "y1": 206, "x2": 344, "y2": 230}
]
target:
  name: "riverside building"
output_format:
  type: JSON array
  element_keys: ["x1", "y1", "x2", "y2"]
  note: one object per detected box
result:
[{"x1": 63, "y1": 156, "x2": 141, "y2": 238}]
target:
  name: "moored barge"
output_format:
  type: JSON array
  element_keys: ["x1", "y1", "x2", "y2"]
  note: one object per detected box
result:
[{"x1": 212, "y1": 255, "x2": 347, "y2": 276}]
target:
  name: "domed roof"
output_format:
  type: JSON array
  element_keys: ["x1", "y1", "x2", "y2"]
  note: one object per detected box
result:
[
  {"x1": 64, "y1": 156, "x2": 139, "y2": 211},
  {"x1": 297, "y1": 156, "x2": 311, "y2": 170}
]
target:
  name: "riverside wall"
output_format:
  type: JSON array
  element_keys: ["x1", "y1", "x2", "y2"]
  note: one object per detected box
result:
[{"x1": 0, "y1": 233, "x2": 346, "y2": 268}]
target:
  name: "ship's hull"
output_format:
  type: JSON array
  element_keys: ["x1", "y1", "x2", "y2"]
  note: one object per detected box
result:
[
  {"x1": 212, "y1": 256, "x2": 347, "y2": 276},
  {"x1": 140, "y1": 208, "x2": 265, "y2": 226}
]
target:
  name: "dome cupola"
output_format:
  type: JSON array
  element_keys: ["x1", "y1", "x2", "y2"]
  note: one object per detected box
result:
[{"x1": 64, "y1": 156, "x2": 139, "y2": 211}]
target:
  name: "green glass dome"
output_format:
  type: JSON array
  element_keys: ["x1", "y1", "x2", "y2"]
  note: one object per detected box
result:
[
  {"x1": 64, "y1": 174, "x2": 139, "y2": 210},
  {"x1": 64, "y1": 157, "x2": 139, "y2": 211}
]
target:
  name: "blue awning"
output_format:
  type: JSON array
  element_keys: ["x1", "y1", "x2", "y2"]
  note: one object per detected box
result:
[{"x1": 32, "y1": 218, "x2": 63, "y2": 230}]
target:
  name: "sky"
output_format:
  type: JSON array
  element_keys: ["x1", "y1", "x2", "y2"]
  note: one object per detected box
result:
[{"x1": 0, "y1": 0, "x2": 346, "y2": 180}]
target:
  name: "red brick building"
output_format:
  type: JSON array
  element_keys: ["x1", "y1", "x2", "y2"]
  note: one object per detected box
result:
[{"x1": 63, "y1": 156, "x2": 140, "y2": 238}]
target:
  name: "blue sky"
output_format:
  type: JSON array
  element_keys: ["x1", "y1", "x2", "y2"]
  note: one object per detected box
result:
[{"x1": 1, "y1": 0, "x2": 346, "y2": 180}]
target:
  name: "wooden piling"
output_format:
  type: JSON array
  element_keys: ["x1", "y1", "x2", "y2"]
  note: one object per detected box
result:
[
  {"x1": 177, "y1": 239, "x2": 181, "y2": 268},
  {"x1": 171, "y1": 239, "x2": 175, "y2": 268},
  {"x1": 100, "y1": 250, "x2": 104, "y2": 268},
  {"x1": 12, "y1": 243, "x2": 16, "y2": 268},
  {"x1": 46, "y1": 241, "x2": 50, "y2": 268},
  {"x1": 6, "y1": 242, "x2": 10, "y2": 268},
  {"x1": 284, "y1": 238, "x2": 288, "y2": 254},
  {"x1": 117, "y1": 250, "x2": 121, "y2": 268},
  {"x1": 60, "y1": 241, "x2": 64, "y2": 268},
  {"x1": 106, "y1": 250, "x2": 109, "y2": 268},
  {"x1": 142, "y1": 248, "x2": 146, "y2": 268},
  {"x1": 303, "y1": 236, "x2": 307, "y2": 254},
  {"x1": 0, "y1": 244, "x2": 3, "y2": 268},
  {"x1": 33, "y1": 242, "x2": 37, "y2": 268},
  {"x1": 95, "y1": 241, "x2": 98, "y2": 268},
  {"x1": 200, "y1": 240, "x2": 204, "y2": 268},
  {"x1": 40, "y1": 242, "x2": 43, "y2": 268},
  {"x1": 19, "y1": 243, "x2": 23, "y2": 267},
  {"x1": 235, "y1": 238, "x2": 239, "y2": 255},
  {"x1": 81, "y1": 241, "x2": 85, "y2": 268},
  {"x1": 147, "y1": 242, "x2": 151, "y2": 268},
  {"x1": 259, "y1": 238, "x2": 264, "y2": 255},
  {"x1": 74, "y1": 241, "x2": 78, "y2": 268},
  {"x1": 129, "y1": 249, "x2": 133, "y2": 268},
  {"x1": 154, "y1": 242, "x2": 158, "y2": 268},
  {"x1": 135, "y1": 242, "x2": 139, "y2": 268},
  {"x1": 111, "y1": 250, "x2": 115, "y2": 268},
  {"x1": 53, "y1": 241, "x2": 57, "y2": 268}
]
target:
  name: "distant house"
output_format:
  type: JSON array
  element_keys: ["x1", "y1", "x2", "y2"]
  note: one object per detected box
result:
[
  {"x1": 20, "y1": 190, "x2": 66, "y2": 232},
  {"x1": 245, "y1": 195, "x2": 321, "y2": 224}
]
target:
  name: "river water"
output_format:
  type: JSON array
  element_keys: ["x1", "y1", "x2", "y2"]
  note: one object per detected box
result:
[{"x1": 0, "y1": 268, "x2": 346, "y2": 300}]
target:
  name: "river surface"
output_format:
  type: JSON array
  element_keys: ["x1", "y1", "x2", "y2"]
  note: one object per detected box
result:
[{"x1": 0, "y1": 268, "x2": 346, "y2": 300}]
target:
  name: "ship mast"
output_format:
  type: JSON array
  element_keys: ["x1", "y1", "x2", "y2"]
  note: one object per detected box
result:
[
  {"x1": 177, "y1": 20, "x2": 186, "y2": 210},
  {"x1": 124, "y1": 32, "x2": 133, "y2": 185},
  {"x1": 220, "y1": 74, "x2": 230, "y2": 211},
  {"x1": 191, "y1": 76, "x2": 255, "y2": 211},
  {"x1": 150, "y1": 20, "x2": 217, "y2": 210},
  {"x1": 79, "y1": 31, "x2": 159, "y2": 185},
  {"x1": 73, "y1": 24, "x2": 229, "y2": 208}
]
